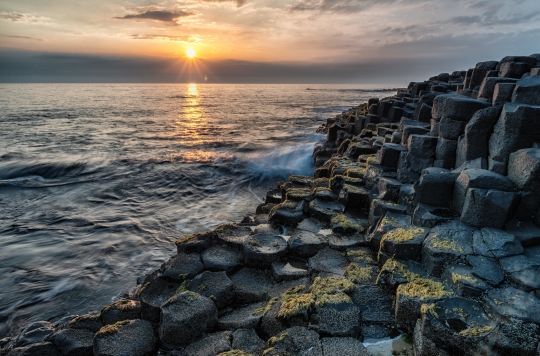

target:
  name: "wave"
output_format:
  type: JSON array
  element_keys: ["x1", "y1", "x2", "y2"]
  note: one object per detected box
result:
[{"x1": 244, "y1": 142, "x2": 315, "y2": 182}]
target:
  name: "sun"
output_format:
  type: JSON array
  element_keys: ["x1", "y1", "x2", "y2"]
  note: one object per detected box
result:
[{"x1": 186, "y1": 49, "x2": 196, "y2": 58}]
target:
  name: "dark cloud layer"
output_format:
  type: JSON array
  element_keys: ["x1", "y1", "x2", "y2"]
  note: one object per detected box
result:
[
  {"x1": 115, "y1": 10, "x2": 193, "y2": 23},
  {"x1": 201, "y1": 0, "x2": 248, "y2": 8}
]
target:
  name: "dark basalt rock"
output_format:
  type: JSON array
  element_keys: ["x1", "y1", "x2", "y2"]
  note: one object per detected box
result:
[
  {"x1": 6, "y1": 342, "x2": 62, "y2": 356},
  {"x1": 308, "y1": 247, "x2": 348, "y2": 276},
  {"x1": 243, "y1": 234, "x2": 288, "y2": 266},
  {"x1": 231, "y1": 329, "x2": 266, "y2": 356},
  {"x1": 50, "y1": 328, "x2": 94, "y2": 356},
  {"x1": 100, "y1": 299, "x2": 141, "y2": 325},
  {"x1": 189, "y1": 271, "x2": 234, "y2": 310},
  {"x1": 288, "y1": 230, "x2": 327, "y2": 257},
  {"x1": 183, "y1": 332, "x2": 231, "y2": 356},
  {"x1": 138, "y1": 277, "x2": 180, "y2": 323},
  {"x1": 94, "y1": 319, "x2": 157, "y2": 356},
  {"x1": 201, "y1": 245, "x2": 243, "y2": 273},
  {"x1": 13, "y1": 321, "x2": 55, "y2": 348},
  {"x1": 230, "y1": 267, "x2": 274, "y2": 304},
  {"x1": 320, "y1": 337, "x2": 370, "y2": 356},
  {"x1": 161, "y1": 252, "x2": 204, "y2": 281},
  {"x1": 159, "y1": 292, "x2": 218, "y2": 348}
]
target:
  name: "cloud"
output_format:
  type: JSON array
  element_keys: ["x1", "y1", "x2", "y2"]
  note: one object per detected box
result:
[
  {"x1": 289, "y1": 0, "x2": 398, "y2": 13},
  {"x1": 131, "y1": 34, "x2": 200, "y2": 42},
  {"x1": 0, "y1": 11, "x2": 50, "y2": 24},
  {"x1": 1, "y1": 35, "x2": 43, "y2": 41},
  {"x1": 447, "y1": 15, "x2": 482, "y2": 25},
  {"x1": 200, "y1": 0, "x2": 249, "y2": 8},
  {"x1": 114, "y1": 8, "x2": 194, "y2": 24}
]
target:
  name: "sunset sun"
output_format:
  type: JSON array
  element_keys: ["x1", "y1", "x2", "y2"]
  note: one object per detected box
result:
[{"x1": 186, "y1": 49, "x2": 196, "y2": 58}]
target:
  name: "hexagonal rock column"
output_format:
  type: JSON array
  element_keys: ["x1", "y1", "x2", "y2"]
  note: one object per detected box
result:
[
  {"x1": 94, "y1": 319, "x2": 157, "y2": 356},
  {"x1": 488, "y1": 103, "x2": 540, "y2": 175},
  {"x1": 159, "y1": 292, "x2": 218, "y2": 348},
  {"x1": 413, "y1": 297, "x2": 497, "y2": 356},
  {"x1": 243, "y1": 234, "x2": 288, "y2": 266}
]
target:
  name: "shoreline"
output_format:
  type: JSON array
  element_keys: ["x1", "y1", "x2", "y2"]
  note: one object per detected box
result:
[{"x1": 2, "y1": 54, "x2": 540, "y2": 356}]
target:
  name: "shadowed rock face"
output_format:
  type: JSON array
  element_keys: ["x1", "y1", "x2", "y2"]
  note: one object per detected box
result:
[{"x1": 6, "y1": 54, "x2": 540, "y2": 356}]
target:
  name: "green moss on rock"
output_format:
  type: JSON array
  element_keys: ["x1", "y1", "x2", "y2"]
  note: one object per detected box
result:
[{"x1": 95, "y1": 320, "x2": 131, "y2": 338}]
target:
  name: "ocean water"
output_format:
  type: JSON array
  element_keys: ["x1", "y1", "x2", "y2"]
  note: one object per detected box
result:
[{"x1": 0, "y1": 83, "x2": 393, "y2": 337}]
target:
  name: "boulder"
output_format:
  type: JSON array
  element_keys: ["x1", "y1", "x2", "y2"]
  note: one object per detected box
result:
[
  {"x1": 189, "y1": 271, "x2": 234, "y2": 310},
  {"x1": 6, "y1": 342, "x2": 62, "y2": 356},
  {"x1": 264, "y1": 327, "x2": 323, "y2": 356},
  {"x1": 435, "y1": 138, "x2": 458, "y2": 169},
  {"x1": 470, "y1": 61, "x2": 499, "y2": 89},
  {"x1": 505, "y1": 220, "x2": 540, "y2": 247},
  {"x1": 499, "y1": 61, "x2": 533, "y2": 79},
  {"x1": 499, "y1": 246, "x2": 540, "y2": 290},
  {"x1": 217, "y1": 302, "x2": 266, "y2": 330},
  {"x1": 231, "y1": 329, "x2": 266, "y2": 356},
  {"x1": 368, "y1": 199, "x2": 407, "y2": 226},
  {"x1": 455, "y1": 106, "x2": 502, "y2": 168},
  {"x1": 100, "y1": 300, "x2": 140, "y2": 325},
  {"x1": 489, "y1": 103, "x2": 540, "y2": 174},
  {"x1": 401, "y1": 126, "x2": 430, "y2": 147},
  {"x1": 271, "y1": 261, "x2": 309, "y2": 282},
  {"x1": 244, "y1": 234, "x2": 288, "y2": 266},
  {"x1": 412, "y1": 203, "x2": 457, "y2": 228},
  {"x1": 478, "y1": 77, "x2": 518, "y2": 100},
  {"x1": 269, "y1": 200, "x2": 307, "y2": 227},
  {"x1": 308, "y1": 247, "x2": 349, "y2": 276},
  {"x1": 438, "y1": 116, "x2": 467, "y2": 140},
  {"x1": 309, "y1": 199, "x2": 345, "y2": 223},
  {"x1": 368, "y1": 211, "x2": 412, "y2": 251},
  {"x1": 441, "y1": 264, "x2": 490, "y2": 297},
  {"x1": 138, "y1": 277, "x2": 180, "y2": 322},
  {"x1": 159, "y1": 292, "x2": 218, "y2": 347},
  {"x1": 215, "y1": 224, "x2": 252, "y2": 247},
  {"x1": 508, "y1": 148, "x2": 540, "y2": 191},
  {"x1": 231, "y1": 268, "x2": 273, "y2": 303},
  {"x1": 65, "y1": 314, "x2": 102, "y2": 333},
  {"x1": 13, "y1": 321, "x2": 55, "y2": 348},
  {"x1": 376, "y1": 177, "x2": 401, "y2": 201},
  {"x1": 201, "y1": 245, "x2": 243, "y2": 273},
  {"x1": 432, "y1": 94, "x2": 490, "y2": 122},
  {"x1": 422, "y1": 227, "x2": 475, "y2": 277},
  {"x1": 94, "y1": 319, "x2": 157, "y2": 356},
  {"x1": 460, "y1": 188, "x2": 518, "y2": 229},
  {"x1": 492, "y1": 320, "x2": 540, "y2": 356},
  {"x1": 161, "y1": 252, "x2": 204, "y2": 281},
  {"x1": 452, "y1": 168, "x2": 515, "y2": 214},
  {"x1": 50, "y1": 328, "x2": 94, "y2": 356},
  {"x1": 379, "y1": 143, "x2": 407, "y2": 168},
  {"x1": 472, "y1": 228, "x2": 523, "y2": 259},
  {"x1": 379, "y1": 226, "x2": 429, "y2": 261},
  {"x1": 407, "y1": 135, "x2": 437, "y2": 158},
  {"x1": 320, "y1": 337, "x2": 370, "y2": 356},
  {"x1": 183, "y1": 333, "x2": 231, "y2": 356},
  {"x1": 309, "y1": 302, "x2": 361, "y2": 337},
  {"x1": 288, "y1": 230, "x2": 328, "y2": 257},
  {"x1": 484, "y1": 287, "x2": 540, "y2": 324},
  {"x1": 175, "y1": 231, "x2": 214, "y2": 254},
  {"x1": 414, "y1": 297, "x2": 497, "y2": 356},
  {"x1": 414, "y1": 168, "x2": 458, "y2": 207},
  {"x1": 350, "y1": 285, "x2": 393, "y2": 323},
  {"x1": 466, "y1": 255, "x2": 504, "y2": 286},
  {"x1": 493, "y1": 82, "x2": 517, "y2": 105}
]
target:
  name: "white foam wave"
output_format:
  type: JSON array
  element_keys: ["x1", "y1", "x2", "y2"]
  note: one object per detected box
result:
[{"x1": 245, "y1": 142, "x2": 316, "y2": 181}]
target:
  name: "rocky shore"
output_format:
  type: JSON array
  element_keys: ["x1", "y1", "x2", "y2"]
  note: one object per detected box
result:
[{"x1": 3, "y1": 54, "x2": 540, "y2": 356}]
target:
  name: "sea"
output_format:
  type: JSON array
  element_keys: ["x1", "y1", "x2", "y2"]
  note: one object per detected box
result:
[{"x1": 0, "y1": 83, "x2": 394, "y2": 337}]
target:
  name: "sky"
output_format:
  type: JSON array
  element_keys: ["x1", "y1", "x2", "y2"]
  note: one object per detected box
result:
[{"x1": 1, "y1": 0, "x2": 540, "y2": 83}]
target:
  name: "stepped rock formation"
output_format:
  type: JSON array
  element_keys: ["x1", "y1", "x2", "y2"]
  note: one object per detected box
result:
[{"x1": 3, "y1": 54, "x2": 540, "y2": 356}]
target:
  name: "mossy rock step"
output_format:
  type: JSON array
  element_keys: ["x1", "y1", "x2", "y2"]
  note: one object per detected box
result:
[
  {"x1": 94, "y1": 319, "x2": 157, "y2": 356},
  {"x1": 441, "y1": 264, "x2": 490, "y2": 298},
  {"x1": 309, "y1": 199, "x2": 345, "y2": 223},
  {"x1": 378, "y1": 226, "x2": 429, "y2": 261},
  {"x1": 268, "y1": 200, "x2": 307, "y2": 227},
  {"x1": 215, "y1": 224, "x2": 253, "y2": 247},
  {"x1": 415, "y1": 297, "x2": 496, "y2": 356},
  {"x1": 288, "y1": 230, "x2": 327, "y2": 257}
]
